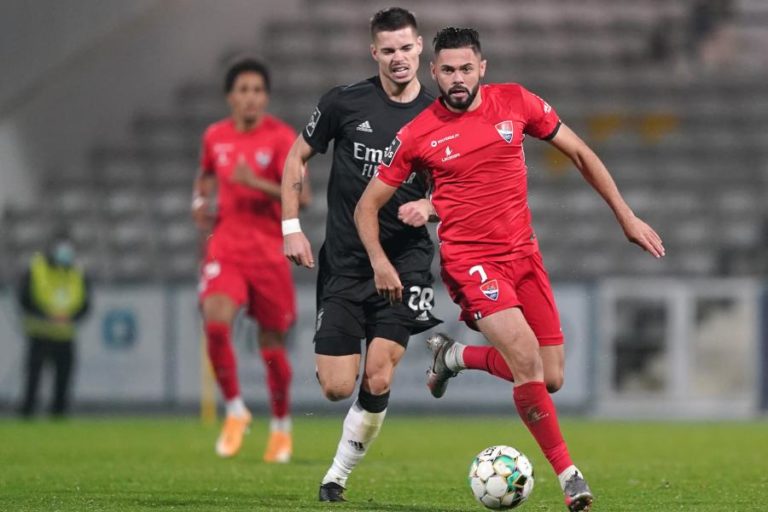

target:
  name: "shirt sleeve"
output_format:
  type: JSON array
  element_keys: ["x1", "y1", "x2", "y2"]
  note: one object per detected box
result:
[
  {"x1": 376, "y1": 126, "x2": 415, "y2": 187},
  {"x1": 199, "y1": 129, "x2": 215, "y2": 175},
  {"x1": 520, "y1": 86, "x2": 561, "y2": 140},
  {"x1": 301, "y1": 86, "x2": 342, "y2": 154}
]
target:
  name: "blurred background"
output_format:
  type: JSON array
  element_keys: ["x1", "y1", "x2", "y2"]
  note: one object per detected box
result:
[{"x1": 1, "y1": 0, "x2": 766, "y2": 419}]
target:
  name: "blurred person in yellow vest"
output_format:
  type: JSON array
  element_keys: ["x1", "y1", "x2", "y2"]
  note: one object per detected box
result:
[{"x1": 17, "y1": 228, "x2": 91, "y2": 418}]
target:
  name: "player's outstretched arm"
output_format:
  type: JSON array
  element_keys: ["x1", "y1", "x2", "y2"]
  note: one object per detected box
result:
[
  {"x1": 549, "y1": 123, "x2": 666, "y2": 258},
  {"x1": 281, "y1": 136, "x2": 316, "y2": 268},
  {"x1": 355, "y1": 177, "x2": 403, "y2": 304}
]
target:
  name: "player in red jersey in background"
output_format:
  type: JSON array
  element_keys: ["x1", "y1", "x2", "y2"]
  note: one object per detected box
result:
[
  {"x1": 192, "y1": 58, "x2": 309, "y2": 462},
  {"x1": 356, "y1": 28, "x2": 665, "y2": 511}
]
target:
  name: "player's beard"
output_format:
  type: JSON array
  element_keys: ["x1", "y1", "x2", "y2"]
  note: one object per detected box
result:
[{"x1": 440, "y1": 82, "x2": 479, "y2": 111}]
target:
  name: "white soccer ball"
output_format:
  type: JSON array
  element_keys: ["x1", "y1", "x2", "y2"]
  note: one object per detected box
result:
[{"x1": 468, "y1": 445, "x2": 534, "y2": 509}]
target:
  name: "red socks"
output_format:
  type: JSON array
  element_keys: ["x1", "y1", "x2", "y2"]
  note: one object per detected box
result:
[
  {"x1": 465, "y1": 348, "x2": 573, "y2": 475},
  {"x1": 463, "y1": 346, "x2": 515, "y2": 382},
  {"x1": 204, "y1": 322, "x2": 240, "y2": 400},
  {"x1": 261, "y1": 347, "x2": 292, "y2": 418},
  {"x1": 205, "y1": 321, "x2": 292, "y2": 418},
  {"x1": 513, "y1": 381, "x2": 572, "y2": 475}
]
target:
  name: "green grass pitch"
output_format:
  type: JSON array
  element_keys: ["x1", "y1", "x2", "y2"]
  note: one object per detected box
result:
[{"x1": 1, "y1": 416, "x2": 766, "y2": 511}]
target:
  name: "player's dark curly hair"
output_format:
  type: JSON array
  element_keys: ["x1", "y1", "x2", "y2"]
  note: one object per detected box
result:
[
  {"x1": 370, "y1": 7, "x2": 418, "y2": 38},
  {"x1": 432, "y1": 27, "x2": 482, "y2": 55},
  {"x1": 224, "y1": 58, "x2": 271, "y2": 94}
]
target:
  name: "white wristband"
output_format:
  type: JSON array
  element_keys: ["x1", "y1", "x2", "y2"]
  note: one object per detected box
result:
[
  {"x1": 191, "y1": 195, "x2": 206, "y2": 209},
  {"x1": 282, "y1": 218, "x2": 302, "y2": 235}
]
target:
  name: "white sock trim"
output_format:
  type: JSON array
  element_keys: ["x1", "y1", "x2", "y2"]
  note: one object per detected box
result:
[
  {"x1": 225, "y1": 397, "x2": 248, "y2": 417},
  {"x1": 558, "y1": 465, "x2": 580, "y2": 491},
  {"x1": 270, "y1": 416, "x2": 292, "y2": 433},
  {"x1": 446, "y1": 342, "x2": 466, "y2": 371}
]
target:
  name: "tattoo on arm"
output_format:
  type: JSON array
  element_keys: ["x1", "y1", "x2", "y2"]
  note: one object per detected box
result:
[{"x1": 291, "y1": 181, "x2": 303, "y2": 193}]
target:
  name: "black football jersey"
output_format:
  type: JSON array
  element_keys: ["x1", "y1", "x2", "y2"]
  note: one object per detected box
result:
[{"x1": 303, "y1": 76, "x2": 435, "y2": 277}]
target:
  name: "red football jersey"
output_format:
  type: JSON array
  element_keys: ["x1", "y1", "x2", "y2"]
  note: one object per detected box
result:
[
  {"x1": 200, "y1": 115, "x2": 296, "y2": 265},
  {"x1": 377, "y1": 84, "x2": 560, "y2": 266}
]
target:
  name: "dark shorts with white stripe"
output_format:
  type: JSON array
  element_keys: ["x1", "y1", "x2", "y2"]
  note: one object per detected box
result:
[{"x1": 313, "y1": 270, "x2": 442, "y2": 356}]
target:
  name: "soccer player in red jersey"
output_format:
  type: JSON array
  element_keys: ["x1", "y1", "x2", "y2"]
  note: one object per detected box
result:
[
  {"x1": 192, "y1": 58, "x2": 309, "y2": 462},
  {"x1": 356, "y1": 28, "x2": 665, "y2": 511}
]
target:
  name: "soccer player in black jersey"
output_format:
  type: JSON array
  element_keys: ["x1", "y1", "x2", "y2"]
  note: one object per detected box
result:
[{"x1": 280, "y1": 7, "x2": 440, "y2": 502}]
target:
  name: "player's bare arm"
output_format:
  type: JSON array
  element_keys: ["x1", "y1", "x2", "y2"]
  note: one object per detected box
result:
[
  {"x1": 298, "y1": 176, "x2": 312, "y2": 208},
  {"x1": 397, "y1": 197, "x2": 437, "y2": 227},
  {"x1": 192, "y1": 172, "x2": 217, "y2": 232},
  {"x1": 281, "y1": 136, "x2": 316, "y2": 268},
  {"x1": 549, "y1": 123, "x2": 666, "y2": 258},
  {"x1": 355, "y1": 177, "x2": 403, "y2": 303}
]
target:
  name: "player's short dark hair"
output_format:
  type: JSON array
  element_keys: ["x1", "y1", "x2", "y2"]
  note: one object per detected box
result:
[
  {"x1": 370, "y1": 7, "x2": 418, "y2": 38},
  {"x1": 224, "y1": 58, "x2": 271, "y2": 94},
  {"x1": 433, "y1": 27, "x2": 482, "y2": 55}
]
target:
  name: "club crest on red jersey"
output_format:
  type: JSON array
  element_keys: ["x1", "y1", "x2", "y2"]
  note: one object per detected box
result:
[
  {"x1": 480, "y1": 279, "x2": 500, "y2": 301},
  {"x1": 255, "y1": 149, "x2": 272, "y2": 167},
  {"x1": 495, "y1": 121, "x2": 514, "y2": 143}
]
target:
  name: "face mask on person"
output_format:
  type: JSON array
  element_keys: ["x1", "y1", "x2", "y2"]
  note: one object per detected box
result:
[{"x1": 52, "y1": 241, "x2": 75, "y2": 267}]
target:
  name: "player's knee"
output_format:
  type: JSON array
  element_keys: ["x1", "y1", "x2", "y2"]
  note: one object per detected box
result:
[
  {"x1": 320, "y1": 381, "x2": 355, "y2": 402},
  {"x1": 540, "y1": 346, "x2": 565, "y2": 393},
  {"x1": 545, "y1": 373, "x2": 564, "y2": 393},
  {"x1": 505, "y1": 338, "x2": 542, "y2": 382},
  {"x1": 364, "y1": 375, "x2": 391, "y2": 395},
  {"x1": 324, "y1": 390, "x2": 351, "y2": 402},
  {"x1": 202, "y1": 295, "x2": 237, "y2": 324},
  {"x1": 362, "y1": 366, "x2": 394, "y2": 395}
]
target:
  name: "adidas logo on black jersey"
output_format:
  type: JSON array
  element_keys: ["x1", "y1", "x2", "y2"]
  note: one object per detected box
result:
[{"x1": 356, "y1": 120, "x2": 373, "y2": 133}]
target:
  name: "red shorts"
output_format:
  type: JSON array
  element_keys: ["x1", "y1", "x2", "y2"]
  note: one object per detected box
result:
[
  {"x1": 198, "y1": 257, "x2": 296, "y2": 332},
  {"x1": 441, "y1": 251, "x2": 563, "y2": 346}
]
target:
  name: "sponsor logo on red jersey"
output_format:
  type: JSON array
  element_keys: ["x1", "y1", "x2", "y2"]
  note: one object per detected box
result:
[
  {"x1": 495, "y1": 121, "x2": 514, "y2": 143},
  {"x1": 480, "y1": 279, "x2": 499, "y2": 301},
  {"x1": 214, "y1": 143, "x2": 234, "y2": 165},
  {"x1": 442, "y1": 145, "x2": 461, "y2": 162}
]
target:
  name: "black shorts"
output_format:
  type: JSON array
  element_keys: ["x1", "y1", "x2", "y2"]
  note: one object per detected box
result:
[{"x1": 313, "y1": 270, "x2": 442, "y2": 356}]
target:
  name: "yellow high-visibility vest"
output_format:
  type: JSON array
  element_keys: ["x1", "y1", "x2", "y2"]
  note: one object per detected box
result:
[{"x1": 23, "y1": 252, "x2": 86, "y2": 341}]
